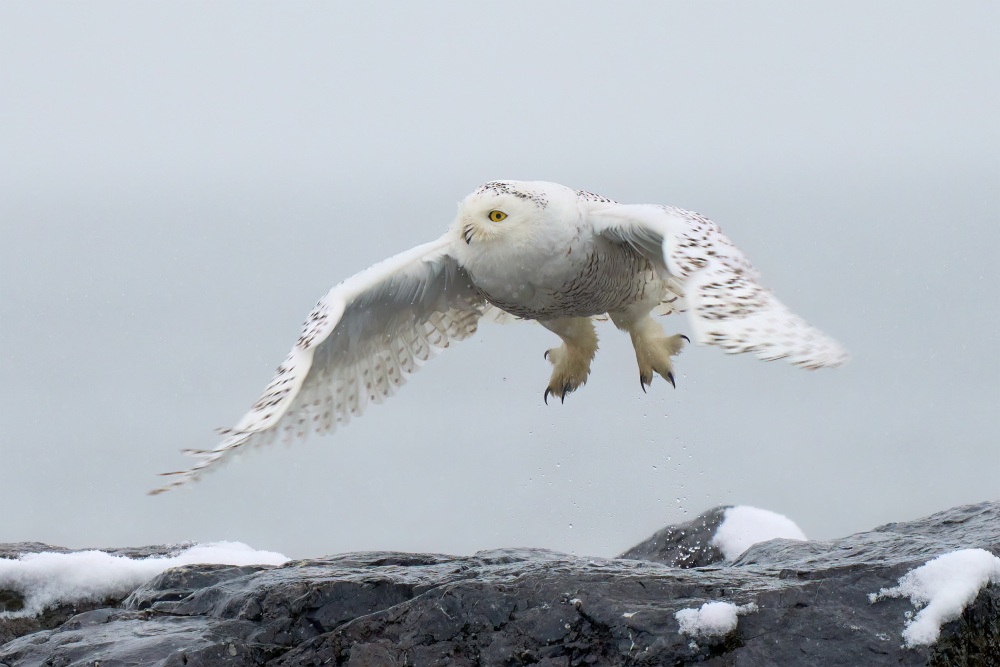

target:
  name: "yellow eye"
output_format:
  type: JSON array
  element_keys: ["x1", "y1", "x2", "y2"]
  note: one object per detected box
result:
[{"x1": 488, "y1": 210, "x2": 507, "y2": 222}]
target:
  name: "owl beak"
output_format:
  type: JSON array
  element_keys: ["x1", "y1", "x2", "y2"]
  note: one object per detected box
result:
[{"x1": 463, "y1": 225, "x2": 473, "y2": 245}]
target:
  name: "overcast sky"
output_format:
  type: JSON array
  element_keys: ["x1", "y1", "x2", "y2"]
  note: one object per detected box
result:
[{"x1": 1, "y1": 2, "x2": 998, "y2": 559}]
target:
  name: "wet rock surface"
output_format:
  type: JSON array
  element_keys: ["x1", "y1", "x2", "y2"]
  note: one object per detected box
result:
[
  {"x1": 2, "y1": 502, "x2": 1000, "y2": 666},
  {"x1": 617, "y1": 506, "x2": 730, "y2": 568},
  {"x1": 0, "y1": 544, "x2": 186, "y2": 647}
]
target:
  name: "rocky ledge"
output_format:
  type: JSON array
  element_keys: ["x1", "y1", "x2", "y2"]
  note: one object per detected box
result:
[{"x1": 3, "y1": 502, "x2": 1000, "y2": 666}]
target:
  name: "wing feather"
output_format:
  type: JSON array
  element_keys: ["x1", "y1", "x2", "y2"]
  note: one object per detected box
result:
[
  {"x1": 591, "y1": 203, "x2": 848, "y2": 368},
  {"x1": 151, "y1": 235, "x2": 484, "y2": 494}
]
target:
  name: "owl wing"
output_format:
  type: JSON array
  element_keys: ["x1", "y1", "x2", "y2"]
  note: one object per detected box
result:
[
  {"x1": 590, "y1": 203, "x2": 848, "y2": 368},
  {"x1": 151, "y1": 234, "x2": 485, "y2": 494}
]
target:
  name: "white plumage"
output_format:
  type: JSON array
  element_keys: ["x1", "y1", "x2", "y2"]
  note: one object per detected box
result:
[{"x1": 151, "y1": 180, "x2": 846, "y2": 493}]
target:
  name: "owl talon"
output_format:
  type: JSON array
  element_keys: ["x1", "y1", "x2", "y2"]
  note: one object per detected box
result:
[
  {"x1": 544, "y1": 379, "x2": 583, "y2": 405},
  {"x1": 540, "y1": 317, "x2": 598, "y2": 405},
  {"x1": 621, "y1": 320, "x2": 687, "y2": 395}
]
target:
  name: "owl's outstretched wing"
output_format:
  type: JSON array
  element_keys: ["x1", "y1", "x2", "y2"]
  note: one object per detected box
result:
[
  {"x1": 151, "y1": 235, "x2": 484, "y2": 494},
  {"x1": 590, "y1": 203, "x2": 848, "y2": 368}
]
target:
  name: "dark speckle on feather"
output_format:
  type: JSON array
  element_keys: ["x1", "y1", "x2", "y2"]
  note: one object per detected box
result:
[{"x1": 476, "y1": 181, "x2": 549, "y2": 209}]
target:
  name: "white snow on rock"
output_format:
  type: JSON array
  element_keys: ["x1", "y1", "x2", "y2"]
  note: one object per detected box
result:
[
  {"x1": 711, "y1": 506, "x2": 807, "y2": 561},
  {"x1": 0, "y1": 542, "x2": 289, "y2": 618},
  {"x1": 870, "y1": 548, "x2": 1000, "y2": 648},
  {"x1": 675, "y1": 601, "x2": 758, "y2": 637}
]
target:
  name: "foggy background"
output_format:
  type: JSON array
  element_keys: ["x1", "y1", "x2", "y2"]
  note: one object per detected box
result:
[{"x1": 1, "y1": 2, "x2": 997, "y2": 559}]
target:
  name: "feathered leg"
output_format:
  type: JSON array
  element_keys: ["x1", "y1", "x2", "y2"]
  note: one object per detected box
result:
[
  {"x1": 610, "y1": 306, "x2": 687, "y2": 391},
  {"x1": 539, "y1": 317, "x2": 599, "y2": 403}
]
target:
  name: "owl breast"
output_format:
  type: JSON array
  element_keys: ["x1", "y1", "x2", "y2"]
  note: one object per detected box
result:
[{"x1": 478, "y1": 243, "x2": 665, "y2": 320}]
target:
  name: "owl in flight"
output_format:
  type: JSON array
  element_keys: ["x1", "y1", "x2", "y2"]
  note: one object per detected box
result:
[{"x1": 151, "y1": 181, "x2": 846, "y2": 493}]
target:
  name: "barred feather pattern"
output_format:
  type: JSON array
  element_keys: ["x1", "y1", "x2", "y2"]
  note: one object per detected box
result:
[
  {"x1": 150, "y1": 240, "x2": 484, "y2": 494},
  {"x1": 592, "y1": 202, "x2": 847, "y2": 369},
  {"x1": 659, "y1": 206, "x2": 847, "y2": 368},
  {"x1": 151, "y1": 306, "x2": 480, "y2": 493},
  {"x1": 266, "y1": 306, "x2": 481, "y2": 445}
]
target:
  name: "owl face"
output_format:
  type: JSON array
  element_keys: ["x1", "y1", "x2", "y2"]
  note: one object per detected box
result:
[
  {"x1": 455, "y1": 183, "x2": 549, "y2": 247},
  {"x1": 454, "y1": 179, "x2": 585, "y2": 251}
]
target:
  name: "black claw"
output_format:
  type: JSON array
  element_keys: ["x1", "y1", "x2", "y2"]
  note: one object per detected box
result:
[
  {"x1": 543, "y1": 350, "x2": 549, "y2": 360},
  {"x1": 640, "y1": 377, "x2": 647, "y2": 393},
  {"x1": 666, "y1": 371, "x2": 676, "y2": 388},
  {"x1": 681, "y1": 335, "x2": 690, "y2": 343},
  {"x1": 560, "y1": 384, "x2": 569, "y2": 404},
  {"x1": 544, "y1": 388, "x2": 551, "y2": 405}
]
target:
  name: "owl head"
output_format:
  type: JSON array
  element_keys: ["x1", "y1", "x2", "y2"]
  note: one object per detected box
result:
[{"x1": 454, "y1": 180, "x2": 572, "y2": 246}]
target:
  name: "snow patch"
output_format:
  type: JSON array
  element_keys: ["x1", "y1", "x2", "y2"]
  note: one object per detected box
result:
[
  {"x1": 871, "y1": 548, "x2": 1000, "y2": 648},
  {"x1": 711, "y1": 506, "x2": 807, "y2": 560},
  {"x1": 675, "y1": 601, "x2": 758, "y2": 637},
  {"x1": 0, "y1": 542, "x2": 289, "y2": 617}
]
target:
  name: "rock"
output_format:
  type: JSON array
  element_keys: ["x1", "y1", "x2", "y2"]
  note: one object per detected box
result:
[
  {"x1": 617, "y1": 505, "x2": 729, "y2": 567},
  {"x1": 2, "y1": 502, "x2": 1000, "y2": 665},
  {"x1": 0, "y1": 543, "x2": 190, "y2": 562},
  {"x1": 0, "y1": 544, "x2": 71, "y2": 561},
  {"x1": 0, "y1": 544, "x2": 192, "y2": 647}
]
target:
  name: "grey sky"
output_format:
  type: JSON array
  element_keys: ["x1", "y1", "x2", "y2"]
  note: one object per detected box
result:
[{"x1": 1, "y1": 2, "x2": 998, "y2": 558}]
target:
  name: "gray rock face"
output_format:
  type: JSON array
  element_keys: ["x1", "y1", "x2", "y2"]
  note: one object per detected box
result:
[
  {"x1": 617, "y1": 506, "x2": 730, "y2": 567},
  {"x1": 2, "y1": 502, "x2": 1000, "y2": 666},
  {"x1": 0, "y1": 544, "x2": 187, "y2": 647}
]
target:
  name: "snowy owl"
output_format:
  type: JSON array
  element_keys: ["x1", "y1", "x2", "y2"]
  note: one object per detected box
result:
[{"x1": 151, "y1": 180, "x2": 846, "y2": 493}]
